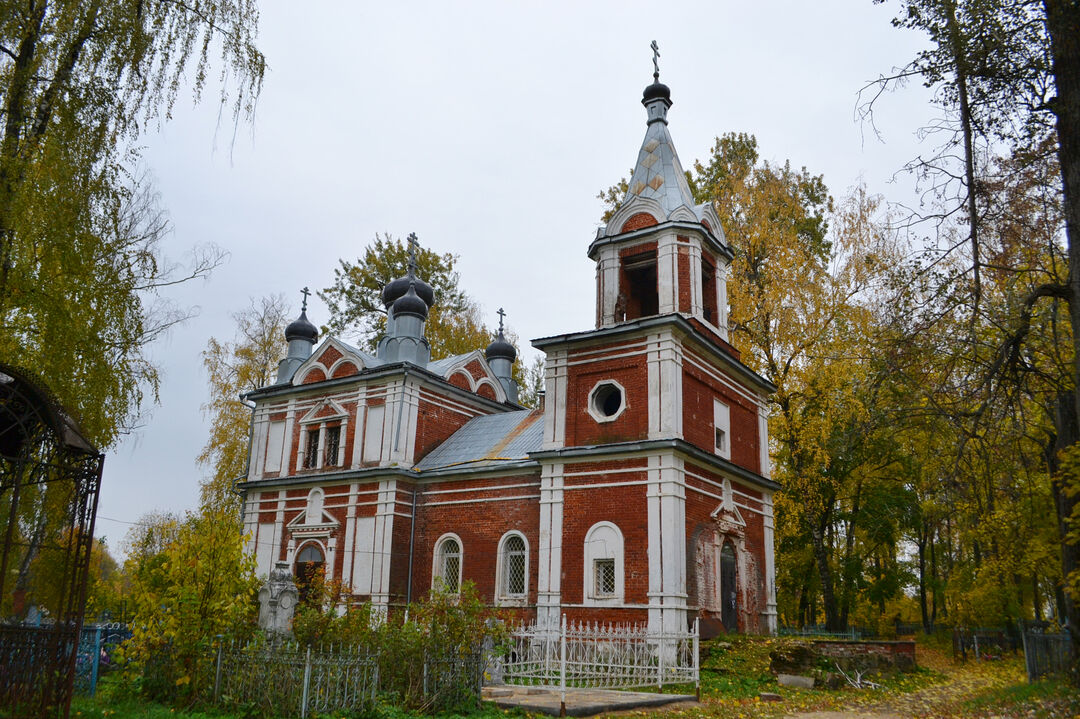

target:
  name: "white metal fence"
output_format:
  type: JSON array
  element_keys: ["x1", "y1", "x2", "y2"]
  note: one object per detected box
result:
[{"x1": 499, "y1": 616, "x2": 699, "y2": 696}]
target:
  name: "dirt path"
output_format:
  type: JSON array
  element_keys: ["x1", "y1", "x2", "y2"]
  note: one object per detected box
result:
[{"x1": 784, "y1": 656, "x2": 1020, "y2": 718}]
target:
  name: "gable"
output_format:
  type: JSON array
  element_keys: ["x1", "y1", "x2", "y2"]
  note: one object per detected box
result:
[
  {"x1": 428, "y1": 350, "x2": 507, "y2": 403},
  {"x1": 293, "y1": 338, "x2": 367, "y2": 386}
]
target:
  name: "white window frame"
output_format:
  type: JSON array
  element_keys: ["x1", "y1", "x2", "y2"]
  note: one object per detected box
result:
[
  {"x1": 432, "y1": 533, "x2": 463, "y2": 594},
  {"x1": 714, "y1": 399, "x2": 731, "y2": 460},
  {"x1": 583, "y1": 521, "x2": 624, "y2": 605},
  {"x1": 587, "y1": 380, "x2": 627, "y2": 423},
  {"x1": 495, "y1": 531, "x2": 529, "y2": 605}
]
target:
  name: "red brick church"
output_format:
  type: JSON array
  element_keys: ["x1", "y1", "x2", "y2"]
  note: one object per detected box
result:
[{"x1": 239, "y1": 66, "x2": 779, "y2": 636}]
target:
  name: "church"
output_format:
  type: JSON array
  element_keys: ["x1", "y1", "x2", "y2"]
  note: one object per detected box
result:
[{"x1": 239, "y1": 63, "x2": 779, "y2": 637}]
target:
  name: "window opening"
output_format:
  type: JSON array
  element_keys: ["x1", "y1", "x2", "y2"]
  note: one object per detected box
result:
[
  {"x1": 619, "y1": 250, "x2": 658, "y2": 320},
  {"x1": 714, "y1": 400, "x2": 731, "y2": 459},
  {"x1": 324, "y1": 425, "x2": 341, "y2": 466},
  {"x1": 702, "y1": 258, "x2": 717, "y2": 323},
  {"x1": 294, "y1": 543, "x2": 325, "y2": 603},
  {"x1": 592, "y1": 383, "x2": 623, "y2": 418},
  {"x1": 594, "y1": 558, "x2": 616, "y2": 597},
  {"x1": 721, "y1": 541, "x2": 737, "y2": 632},
  {"x1": 503, "y1": 535, "x2": 526, "y2": 597},
  {"x1": 437, "y1": 538, "x2": 461, "y2": 593},
  {"x1": 304, "y1": 427, "x2": 320, "y2": 468}
]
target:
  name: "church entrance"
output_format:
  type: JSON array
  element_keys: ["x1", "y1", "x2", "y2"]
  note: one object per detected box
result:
[
  {"x1": 720, "y1": 541, "x2": 737, "y2": 632},
  {"x1": 294, "y1": 543, "x2": 325, "y2": 603}
]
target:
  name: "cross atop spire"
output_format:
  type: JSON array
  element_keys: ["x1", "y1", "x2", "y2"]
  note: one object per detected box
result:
[
  {"x1": 651, "y1": 40, "x2": 660, "y2": 82},
  {"x1": 300, "y1": 286, "x2": 311, "y2": 312},
  {"x1": 406, "y1": 233, "x2": 419, "y2": 277},
  {"x1": 497, "y1": 307, "x2": 506, "y2": 334}
]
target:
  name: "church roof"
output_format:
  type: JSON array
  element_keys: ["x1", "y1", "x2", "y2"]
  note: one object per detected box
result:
[
  {"x1": 623, "y1": 104, "x2": 697, "y2": 219},
  {"x1": 414, "y1": 409, "x2": 542, "y2": 471}
]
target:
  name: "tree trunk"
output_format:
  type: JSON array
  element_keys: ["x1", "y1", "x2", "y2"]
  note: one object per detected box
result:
[
  {"x1": 810, "y1": 519, "x2": 841, "y2": 630},
  {"x1": 1045, "y1": 0, "x2": 1080, "y2": 679},
  {"x1": 919, "y1": 525, "x2": 930, "y2": 632}
]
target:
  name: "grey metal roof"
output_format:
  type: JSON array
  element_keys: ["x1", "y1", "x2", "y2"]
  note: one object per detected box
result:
[
  {"x1": 414, "y1": 409, "x2": 543, "y2": 471},
  {"x1": 623, "y1": 107, "x2": 697, "y2": 219}
]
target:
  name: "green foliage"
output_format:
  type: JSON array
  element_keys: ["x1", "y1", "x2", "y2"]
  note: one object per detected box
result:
[
  {"x1": 120, "y1": 506, "x2": 258, "y2": 705},
  {"x1": 319, "y1": 234, "x2": 470, "y2": 353},
  {"x1": 0, "y1": 1, "x2": 264, "y2": 449},
  {"x1": 199, "y1": 296, "x2": 289, "y2": 514}
]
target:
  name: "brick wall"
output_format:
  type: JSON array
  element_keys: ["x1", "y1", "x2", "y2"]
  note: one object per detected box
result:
[
  {"x1": 564, "y1": 353, "x2": 649, "y2": 446},
  {"x1": 560, "y1": 477, "x2": 649, "y2": 605},
  {"x1": 410, "y1": 474, "x2": 541, "y2": 605},
  {"x1": 681, "y1": 363, "x2": 761, "y2": 473}
]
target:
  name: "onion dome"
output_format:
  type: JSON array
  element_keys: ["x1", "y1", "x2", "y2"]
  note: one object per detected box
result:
[
  {"x1": 486, "y1": 308, "x2": 517, "y2": 362},
  {"x1": 392, "y1": 281, "x2": 429, "y2": 319},
  {"x1": 486, "y1": 332, "x2": 516, "y2": 362},
  {"x1": 381, "y1": 233, "x2": 436, "y2": 308},
  {"x1": 285, "y1": 304, "x2": 317, "y2": 341},
  {"x1": 642, "y1": 80, "x2": 671, "y2": 105}
]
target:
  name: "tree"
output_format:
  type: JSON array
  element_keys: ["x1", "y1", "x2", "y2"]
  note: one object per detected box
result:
[
  {"x1": 122, "y1": 506, "x2": 257, "y2": 704},
  {"x1": 0, "y1": 1, "x2": 265, "y2": 448},
  {"x1": 319, "y1": 234, "x2": 471, "y2": 354},
  {"x1": 198, "y1": 295, "x2": 289, "y2": 513},
  {"x1": 320, "y1": 234, "x2": 535, "y2": 389},
  {"x1": 873, "y1": 0, "x2": 1080, "y2": 651}
]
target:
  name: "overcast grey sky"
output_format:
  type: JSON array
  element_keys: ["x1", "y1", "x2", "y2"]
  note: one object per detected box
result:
[{"x1": 98, "y1": 0, "x2": 935, "y2": 549}]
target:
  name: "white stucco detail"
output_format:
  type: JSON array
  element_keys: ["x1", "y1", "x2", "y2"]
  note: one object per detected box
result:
[
  {"x1": 762, "y1": 491, "x2": 778, "y2": 634},
  {"x1": 537, "y1": 462, "x2": 564, "y2": 630},
  {"x1": 542, "y1": 350, "x2": 568, "y2": 450},
  {"x1": 758, "y1": 404, "x2": 772, "y2": 479},
  {"x1": 370, "y1": 479, "x2": 397, "y2": 611},
  {"x1": 647, "y1": 453, "x2": 687, "y2": 634},
  {"x1": 657, "y1": 231, "x2": 678, "y2": 315},
  {"x1": 647, "y1": 331, "x2": 683, "y2": 439}
]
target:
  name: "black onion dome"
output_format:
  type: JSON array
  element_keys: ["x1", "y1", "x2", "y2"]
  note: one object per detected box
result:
[
  {"x1": 381, "y1": 275, "x2": 411, "y2": 307},
  {"x1": 285, "y1": 310, "x2": 318, "y2": 343},
  {"x1": 642, "y1": 81, "x2": 671, "y2": 104},
  {"x1": 486, "y1": 332, "x2": 517, "y2": 362},
  {"x1": 392, "y1": 282, "x2": 429, "y2": 319},
  {"x1": 382, "y1": 273, "x2": 434, "y2": 308}
]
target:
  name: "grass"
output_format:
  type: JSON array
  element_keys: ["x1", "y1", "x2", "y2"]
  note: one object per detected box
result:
[{"x1": 67, "y1": 636, "x2": 1080, "y2": 719}]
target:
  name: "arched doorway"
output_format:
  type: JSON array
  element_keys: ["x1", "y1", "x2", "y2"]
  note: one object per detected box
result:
[
  {"x1": 721, "y1": 541, "x2": 737, "y2": 632},
  {"x1": 294, "y1": 543, "x2": 325, "y2": 603}
]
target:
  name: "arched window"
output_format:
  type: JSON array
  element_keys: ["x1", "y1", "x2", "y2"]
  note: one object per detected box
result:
[
  {"x1": 294, "y1": 542, "x2": 325, "y2": 603},
  {"x1": 583, "y1": 522, "x2": 624, "y2": 605},
  {"x1": 433, "y1": 534, "x2": 462, "y2": 594},
  {"x1": 497, "y1": 532, "x2": 528, "y2": 603}
]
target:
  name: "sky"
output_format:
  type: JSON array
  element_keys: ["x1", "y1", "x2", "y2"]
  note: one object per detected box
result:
[{"x1": 98, "y1": 0, "x2": 937, "y2": 551}]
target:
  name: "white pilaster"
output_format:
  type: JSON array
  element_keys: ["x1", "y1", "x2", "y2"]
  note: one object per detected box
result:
[
  {"x1": 762, "y1": 491, "x2": 778, "y2": 634},
  {"x1": 758, "y1": 404, "x2": 772, "y2": 479},
  {"x1": 647, "y1": 453, "x2": 687, "y2": 634},
  {"x1": 717, "y1": 263, "x2": 730, "y2": 342},
  {"x1": 542, "y1": 350, "x2": 568, "y2": 450},
  {"x1": 351, "y1": 387, "x2": 367, "y2": 468},
  {"x1": 657, "y1": 231, "x2": 678, "y2": 315},
  {"x1": 688, "y1": 241, "x2": 702, "y2": 316},
  {"x1": 598, "y1": 245, "x2": 620, "y2": 327},
  {"x1": 647, "y1": 332, "x2": 683, "y2": 439},
  {"x1": 341, "y1": 483, "x2": 358, "y2": 588},
  {"x1": 537, "y1": 462, "x2": 565, "y2": 630},
  {"x1": 370, "y1": 479, "x2": 397, "y2": 613}
]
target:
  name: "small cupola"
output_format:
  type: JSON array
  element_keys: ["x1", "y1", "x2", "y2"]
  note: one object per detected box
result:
[
  {"x1": 377, "y1": 233, "x2": 432, "y2": 366},
  {"x1": 486, "y1": 308, "x2": 518, "y2": 403},
  {"x1": 277, "y1": 287, "x2": 319, "y2": 384}
]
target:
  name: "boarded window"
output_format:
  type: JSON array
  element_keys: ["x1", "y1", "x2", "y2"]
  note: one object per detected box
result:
[
  {"x1": 264, "y1": 421, "x2": 285, "y2": 472},
  {"x1": 363, "y1": 405, "x2": 385, "y2": 462}
]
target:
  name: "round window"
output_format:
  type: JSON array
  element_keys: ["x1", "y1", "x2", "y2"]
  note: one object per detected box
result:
[{"x1": 590, "y1": 381, "x2": 624, "y2": 421}]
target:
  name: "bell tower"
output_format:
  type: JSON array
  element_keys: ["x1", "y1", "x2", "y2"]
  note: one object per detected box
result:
[{"x1": 590, "y1": 51, "x2": 732, "y2": 339}]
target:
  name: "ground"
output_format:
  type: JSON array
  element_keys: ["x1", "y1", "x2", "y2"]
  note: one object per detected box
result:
[{"x1": 69, "y1": 635, "x2": 1080, "y2": 719}]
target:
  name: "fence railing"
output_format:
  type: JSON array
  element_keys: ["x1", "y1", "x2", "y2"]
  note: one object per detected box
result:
[
  {"x1": 1022, "y1": 630, "x2": 1073, "y2": 682},
  {"x1": 499, "y1": 615, "x2": 698, "y2": 707},
  {"x1": 778, "y1": 625, "x2": 865, "y2": 640},
  {"x1": 200, "y1": 639, "x2": 484, "y2": 718},
  {"x1": 74, "y1": 622, "x2": 132, "y2": 696},
  {"x1": 952, "y1": 627, "x2": 1020, "y2": 660}
]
